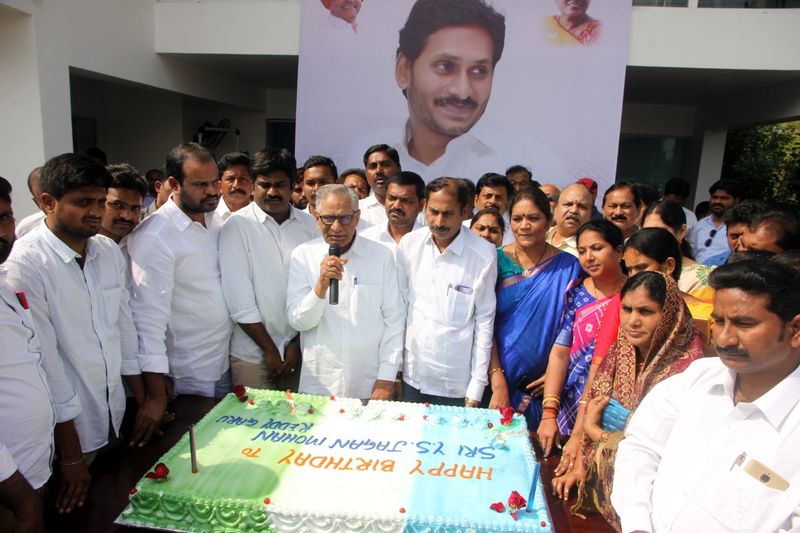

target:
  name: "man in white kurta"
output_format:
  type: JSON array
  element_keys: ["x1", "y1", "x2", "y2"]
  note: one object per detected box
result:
[
  {"x1": 612, "y1": 259, "x2": 800, "y2": 533},
  {"x1": 361, "y1": 171, "x2": 425, "y2": 254},
  {"x1": 287, "y1": 185, "x2": 405, "y2": 401},
  {"x1": 127, "y1": 143, "x2": 233, "y2": 398},
  {"x1": 220, "y1": 148, "x2": 317, "y2": 390},
  {"x1": 396, "y1": 178, "x2": 496, "y2": 407}
]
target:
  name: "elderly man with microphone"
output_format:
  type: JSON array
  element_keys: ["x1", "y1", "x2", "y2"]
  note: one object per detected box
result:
[{"x1": 287, "y1": 184, "x2": 406, "y2": 401}]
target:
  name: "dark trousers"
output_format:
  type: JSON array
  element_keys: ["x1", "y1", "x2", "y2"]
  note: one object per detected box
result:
[{"x1": 401, "y1": 382, "x2": 464, "y2": 407}]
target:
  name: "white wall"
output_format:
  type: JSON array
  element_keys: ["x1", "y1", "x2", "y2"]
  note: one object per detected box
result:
[{"x1": 0, "y1": 5, "x2": 45, "y2": 212}]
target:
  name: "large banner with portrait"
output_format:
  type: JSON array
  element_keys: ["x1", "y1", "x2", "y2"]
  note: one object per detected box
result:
[{"x1": 296, "y1": 0, "x2": 632, "y2": 193}]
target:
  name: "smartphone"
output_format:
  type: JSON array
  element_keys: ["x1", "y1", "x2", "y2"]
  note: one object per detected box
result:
[
  {"x1": 515, "y1": 374, "x2": 534, "y2": 394},
  {"x1": 600, "y1": 397, "x2": 631, "y2": 432}
]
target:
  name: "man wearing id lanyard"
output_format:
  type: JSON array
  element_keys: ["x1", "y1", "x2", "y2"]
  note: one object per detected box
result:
[
  {"x1": 396, "y1": 177, "x2": 496, "y2": 407},
  {"x1": 612, "y1": 258, "x2": 800, "y2": 533},
  {"x1": 286, "y1": 184, "x2": 405, "y2": 401}
]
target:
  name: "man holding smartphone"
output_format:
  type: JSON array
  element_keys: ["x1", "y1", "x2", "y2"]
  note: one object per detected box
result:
[{"x1": 612, "y1": 258, "x2": 800, "y2": 533}]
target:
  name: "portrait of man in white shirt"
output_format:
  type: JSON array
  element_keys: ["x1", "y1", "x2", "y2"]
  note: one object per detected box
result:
[
  {"x1": 396, "y1": 177, "x2": 497, "y2": 407},
  {"x1": 219, "y1": 148, "x2": 318, "y2": 391},
  {"x1": 612, "y1": 259, "x2": 800, "y2": 533},
  {"x1": 341, "y1": 0, "x2": 567, "y2": 183},
  {"x1": 3, "y1": 154, "x2": 143, "y2": 514},
  {"x1": 127, "y1": 143, "x2": 233, "y2": 401},
  {"x1": 287, "y1": 184, "x2": 406, "y2": 401}
]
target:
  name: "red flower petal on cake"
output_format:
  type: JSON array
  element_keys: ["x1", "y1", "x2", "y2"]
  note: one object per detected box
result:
[
  {"x1": 238, "y1": 395, "x2": 249, "y2": 403},
  {"x1": 541, "y1": 521, "x2": 547, "y2": 527},
  {"x1": 145, "y1": 463, "x2": 169, "y2": 479},
  {"x1": 501, "y1": 406, "x2": 515, "y2": 419},
  {"x1": 489, "y1": 502, "x2": 505, "y2": 513},
  {"x1": 398, "y1": 415, "x2": 405, "y2": 421},
  {"x1": 339, "y1": 408, "x2": 345, "y2": 414},
  {"x1": 263, "y1": 497, "x2": 271, "y2": 505},
  {"x1": 329, "y1": 395, "x2": 335, "y2": 401},
  {"x1": 487, "y1": 422, "x2": 494, "y2": 428},
  {"x1": 507, "y1": 490, "x2": 527, "y2": 509},
  {"x1": 129, "y1": 487, "x2": 137, "y2": 495},
  {"x1": 399, "y1": 507, "x2": 406, "y2": 513},
  {"x1": 424, "y1": 402, "x2": 430, "y2": 408},
  {"x1": 423, "y1": 415, "x2": 428, "y2": 421},
  {"x1": 233, "y1": 384, "x2": 246, "y2": 397},
  {"x1": 248, "y1": 399, "x2": 254, "y2": 405},
  {"x1": 307, "y1": 407, "x2": 314, "y2": 414},
  {"x1": 511, "y1": 511, "x2": 519, "y2": 521}
]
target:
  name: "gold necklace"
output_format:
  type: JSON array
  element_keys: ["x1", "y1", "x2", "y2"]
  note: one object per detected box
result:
[{"x1": 513, "y1": 243, "x2": 549, "y2": 277}]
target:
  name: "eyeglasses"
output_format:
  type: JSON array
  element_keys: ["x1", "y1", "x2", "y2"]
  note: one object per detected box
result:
[
  {"x1": 318, "y1": 214, "x2": 356, "y2": 226},
  {"x1": 704, "y1": 229, "x2": 718, "y2": 248}
]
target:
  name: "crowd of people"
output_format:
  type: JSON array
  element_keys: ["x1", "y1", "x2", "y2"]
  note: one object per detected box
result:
[{"x1": 1, "y1": 141, "x2": 800, "y2": 533}]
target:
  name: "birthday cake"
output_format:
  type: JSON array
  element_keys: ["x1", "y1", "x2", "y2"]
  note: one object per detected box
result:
[{"x1": 118, "y1": 388, "x2": 552, "y2": 533}]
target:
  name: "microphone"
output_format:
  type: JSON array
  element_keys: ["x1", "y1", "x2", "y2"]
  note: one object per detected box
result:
[{"x1": 328, "y1": 244, "x2": 342, "y2": 305}]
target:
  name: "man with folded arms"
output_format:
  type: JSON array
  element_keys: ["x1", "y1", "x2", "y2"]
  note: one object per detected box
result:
[
  {"x1": 0, "y1": 176, "x2": 55, "y2": 532},
  {"x1": 396, "y1": 177, "x2": 496, "y2": 406},
  {"x1": 612, "y1": 259, "x2": 800, "y2": 532},
  {"x1": 220, "y1": 148, "x2": 317, "y2": 390},
  {"x1": 287, "y1": 184, "x2": 405, "y2": 401},
  {"x1": 4, "y1": 154, "x2": 145, "y2": 515}
]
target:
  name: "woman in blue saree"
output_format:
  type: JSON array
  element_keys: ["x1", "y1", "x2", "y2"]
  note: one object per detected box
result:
[{"x1": 486, "y1": 188, "x2": 582, "y2": 428}]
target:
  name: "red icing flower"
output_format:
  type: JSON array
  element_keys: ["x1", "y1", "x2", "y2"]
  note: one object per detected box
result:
[
  {"x1": 423, "y1": 415, "x2": 428, "y2": 421},
  {"x1": 129, "y1": 487, "x2": 138, "y2": 495},
  {"x1": 248, "y1": 399, "x2": 254, "y2": 405},
  {"x1": 233, "y1": 384, "x2": 246, "y2": 398},
  {"x1": 263, "y1": 497, "x2": 271, "y2": 505},
  {"x1": 489, "y1": 502, "x2": 505, "y2": 513},
  {"x1": 487, "y1": 422, "x2": 494, "y2": 429},
  {"x1": 307, "y1": 408, "x2": 314, "y2": 414},
  {"x1": 424, "y1": 402, "x2": 430, "y2": 408},
  {"x1": 398, "y1": 415, "x2": 405, "y2": 421},
  {"x1": 238, "y1": 395, "x2": 249, "y2": 403},
  {"x1": 339, "y1": 408, "x2": 345, "y2": 414},
  {"x1": 500, "y1": 406, "x2": 516, "y2": 426},
  {"x1": 541, "y1": 521, "x2": 548, "y2": 527},
  {"x1": 145, "y1": 463, "x2": 169, "y2": 480},
  {"x1": 399, "y1": 507, "x2": 406, "y2": 514},
  {"x1": 508, "y1": 490, "x2": 527, "y2": 510},
  {"x1": 329, "y1": 395, "x2": 335, "y2": 401},
  {"x1": 511, "y1": 511, "x2": 519, "y2": 521}
]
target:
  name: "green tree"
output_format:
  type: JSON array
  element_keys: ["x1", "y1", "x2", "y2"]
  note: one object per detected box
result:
[{"x1": 721, "y1": 120, "x2": 800, "y2": 208}]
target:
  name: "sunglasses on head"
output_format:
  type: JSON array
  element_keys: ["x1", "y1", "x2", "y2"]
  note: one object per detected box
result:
[{"x1": 704, "y1": 229, "x2": 718, "y2": 248}]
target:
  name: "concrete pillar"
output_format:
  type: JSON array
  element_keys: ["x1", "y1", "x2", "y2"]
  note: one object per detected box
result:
[{"x1": 695, "y1": 128, "x2": 728, "y2": 205}]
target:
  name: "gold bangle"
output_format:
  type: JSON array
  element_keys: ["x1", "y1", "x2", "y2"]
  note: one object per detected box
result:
[
  {"x1": 488, "y1": 367, "x2": 504, "y2": 376},
  {"x1": 60, "y1": 455, "x2": 85, "y2": 466}
]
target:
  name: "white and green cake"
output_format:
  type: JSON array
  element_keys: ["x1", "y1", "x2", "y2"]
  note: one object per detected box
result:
[{"x1": 118, "y1": 388, "x2": 553, "y2": 532}]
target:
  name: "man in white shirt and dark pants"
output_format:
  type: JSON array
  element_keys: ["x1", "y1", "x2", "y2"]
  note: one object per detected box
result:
[
  {"x1": 396, "y1": 177, "x2": 497, "y2": 407},
  {"x1": 220, "y1": 148, "x2": 317, "y2": 391},
  {"x1": 3, "y1": 154, "x2": 146, "y2": 515},
  {"x1": 612, "y1": 258, "x2": 800, "y2": 533},
  {"x1": 0, "y1": 176, "x2": 55, "y2": 532},
  {"x1": 128, "y1": 143, "x2": 233, "y2": 399},
  {"x1": 287, "y1": 184, "x2": 405, "y2": 401}
]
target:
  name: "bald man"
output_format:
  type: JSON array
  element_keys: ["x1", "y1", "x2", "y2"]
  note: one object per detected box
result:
[{"x1": 546, "y1": 183, "x2": 593, "y2": 257}]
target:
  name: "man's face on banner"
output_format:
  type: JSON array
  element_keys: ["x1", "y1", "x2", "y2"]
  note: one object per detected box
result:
[
  {"x1": 396, "y1": 25, "x2": 494, "y2": 141},
  {"x1": 328, "y1": 0, "x2": 362, "y2": 24}
]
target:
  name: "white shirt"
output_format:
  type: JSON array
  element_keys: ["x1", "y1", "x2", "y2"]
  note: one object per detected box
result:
[
  {"x1": 546, "y1": 226, "x2": 578, "y2": 257},
  {"x1": 358, "y1": 195, "x2": 387, "y2": 227},
  {"x1": 215, "y1": 199, "x2": 233, "y2": 222},
  {"x1": 613, "y1": 358, "x2": 800, "y2": 533},
  {"x1": 0, "y1": 278, "x2": 55, "y2": 489},
  {"x1": 343, "y1": 120, "x2": 568, "y2": 185},
  {"x1": 14, "y1": 210, "x2": 44, "y2": 239},
  {"x1": 361, "y1": 221, "x2": 422, "y2": 254},
  {"x1": 396, "y1": 226, "x2": 497, "y2": 401},
  {"x1": 687, "y1": 215, "x2": 728, "y2": 264},
  {"x1": 682, "y1": 206, "x2": 698, "y2": 229},
  {"x1": 287, "y1": 235, "x2": 406, "y2": 400},
  {"x1": 219, "y1": 204, "x2": 318, "y2": 364},
  {"x1": 127, "y1": 198, "x2": 233, "y2": 382},
  {"x1": 3, "y1": 224, "x2": 139, "y2": 453}
]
